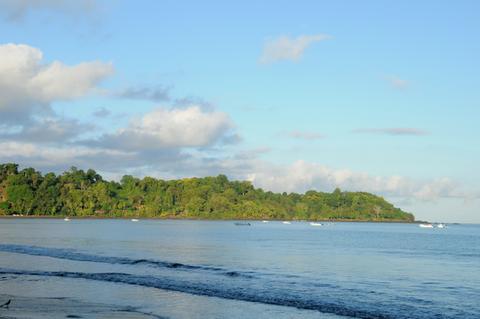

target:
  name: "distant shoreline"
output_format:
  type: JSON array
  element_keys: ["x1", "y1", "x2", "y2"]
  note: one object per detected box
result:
[{"x1": 0, "y1": 215, "x2": 418, "y2": 223}]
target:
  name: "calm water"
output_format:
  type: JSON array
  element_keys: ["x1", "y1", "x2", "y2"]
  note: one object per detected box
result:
[{"x1": 0, "y1": 219, "x2": 479, "y2": 319}]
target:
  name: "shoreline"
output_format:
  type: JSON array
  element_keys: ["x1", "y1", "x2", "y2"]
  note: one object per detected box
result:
[{"x1": 0, "y1": 215, "x2": 418, "y2": 223}]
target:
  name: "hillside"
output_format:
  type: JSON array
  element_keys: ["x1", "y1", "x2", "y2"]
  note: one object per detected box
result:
[{"x1": 0, "y1": 163, "x2": 414, "y2": 221}]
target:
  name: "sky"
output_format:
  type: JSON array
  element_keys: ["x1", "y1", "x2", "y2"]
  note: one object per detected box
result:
[{"x1": 0, "y1": 0, "x2": 479, "y2": 223}]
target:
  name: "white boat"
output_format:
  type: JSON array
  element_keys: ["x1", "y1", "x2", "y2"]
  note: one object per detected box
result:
[
  {"x1": 63, "y1": 217, "x2": 71, "y2": 222},
  {"x1": 131, "y1": 219, "x2": 139, "y2": 222},
  {"x1": 436, "y1": 223, "x2": 446, "y2": 228},
  {"x1": 262, "y1": 220, "x2": 269, "y2": 223},
  {"x1": 282, "y1": 221, "x2": 291, "y2": 225},
  {"x1": 419, "y1": 223, "x2": 433, "y2": 228},
  {"x1": 310, "y1": 222, "x2": 323, "y2": 227}
]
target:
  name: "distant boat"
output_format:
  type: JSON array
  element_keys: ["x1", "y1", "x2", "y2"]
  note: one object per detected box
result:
[
  {"x1": 63, "y1": 217, "x2": 71, "y2": 222},
  {"x1": 234, "y1": 222, "x2": 251, "y2": 226},
  {"x1": 310, "y1": 222, "x2": 323, "y2": 227},
  {"x1": 419, "y1": 223, "x2": 433, "y2": 228},
  {"x1": 262, "y1": 220, "x2": 269, "y2": 223},
  {"x1": 131, "y1": 219, "x2": 139, "y2": 222},
  {"x1": 282, "y1": 221, "x2": 291, "y2": 225},
  {"x1": 436, "y1": 223, "x2": 447, "y2": 228}
]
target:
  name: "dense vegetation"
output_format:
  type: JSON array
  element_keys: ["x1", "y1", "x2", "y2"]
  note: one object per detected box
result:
[{"x1": 0, "y1": 163, "x2": 414, "y2": 221}]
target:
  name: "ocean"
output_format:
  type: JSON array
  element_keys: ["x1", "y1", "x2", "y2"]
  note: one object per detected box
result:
[{"x1": 0, "y1": 219, "x2": 479, "y2": 318}]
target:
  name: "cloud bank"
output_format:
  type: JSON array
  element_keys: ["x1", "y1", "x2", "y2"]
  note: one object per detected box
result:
[{"x1": 246, "y1": 160, "x2": 472, "y2": 201}]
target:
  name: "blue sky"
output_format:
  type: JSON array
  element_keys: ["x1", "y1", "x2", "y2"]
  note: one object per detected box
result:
[{"x1": 0, "y1": 0, "x2": 479, "y2": 222}]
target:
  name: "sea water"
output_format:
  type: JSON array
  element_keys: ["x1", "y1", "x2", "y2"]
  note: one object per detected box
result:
[{"x1": 0, "y1": 219, "x2": 479, "y2": 318}]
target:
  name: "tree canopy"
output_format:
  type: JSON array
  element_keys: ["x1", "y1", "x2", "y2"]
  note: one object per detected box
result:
[{"x1": 0, "y1": 163, "x2": 414, "y2": 221}]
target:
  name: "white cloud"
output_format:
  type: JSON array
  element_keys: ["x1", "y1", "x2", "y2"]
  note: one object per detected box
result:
[
  {"x1": 260, "y1": 34, "x2": 331, "y2": 64},
  {"x1": 93, "y1": 106, "x2": 236, "y2": 150},
  {"x1": 0, "y1": 43, "x2": 113, "y2": 123},
  {"x1": 30, "y1": 60, "x2": 113, "y2": 100},
  {"x1": 246, "y1": 160, "x2": 468, "y2": 201}
]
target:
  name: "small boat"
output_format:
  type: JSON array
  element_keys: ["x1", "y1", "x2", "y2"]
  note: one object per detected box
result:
[
  {"x1": 262, "y1": 220, "x2": 269, "y2": 223},
  {"x1": 131, "y1": 219, "x2": 139, "y2": 222},
  {"x1": 436, "y1": 223, "x2": 446, "y2": 228},
  {"x1": 64, "y1": 217, "x2": 71, "y2": 222},
  {"x1": 234, "y1": 222, "x2": 251, "y2": 226},
  {"x1": 419, "y1": 223, "x2": 433, "y2": 228},
  {"x1": 282, "y1": 221, "x2": 291, "y2": 225},
  {"x1": 310, "y1": 222, "x2": 323, "y2": 226}
]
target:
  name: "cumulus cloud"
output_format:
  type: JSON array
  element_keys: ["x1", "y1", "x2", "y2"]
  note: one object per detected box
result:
[
  {"x1": 0, "y1": 43, "x2": 113, "y2": 124},
  {"x1": 0, "y1": 0, "x2": 97, "y2": 21},
  {"x1": 0, "y1": 42, "x2": 113, "y2": 149},
  {"x1": 89, "y1": 106, "x2": 236, "y2": 151},
  {"x1": 260, "y1": 34, "x2": 331, "y2": 64},
  {"x1": 353, "y1": 128, "x2": 428, "y2": 136},
  {"x1": 286, "y1": 130, "x2": 324, "y2": 141}
]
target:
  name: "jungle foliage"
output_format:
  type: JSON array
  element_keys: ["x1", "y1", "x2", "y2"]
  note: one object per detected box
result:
[{"x1": 0, "y1": 163, "x2": 414, "y2": 221}]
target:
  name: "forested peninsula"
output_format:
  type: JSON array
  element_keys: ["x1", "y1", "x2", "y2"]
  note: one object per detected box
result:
[{"x1": 0, "y1": 163, "x2": 414, "y2": 221}]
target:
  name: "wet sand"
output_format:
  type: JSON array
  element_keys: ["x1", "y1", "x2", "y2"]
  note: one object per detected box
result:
[{"x1": 0, "y1": 294, "x2": 166, "y2": 319}]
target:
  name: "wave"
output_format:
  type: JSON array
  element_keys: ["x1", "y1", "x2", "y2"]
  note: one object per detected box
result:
[
  {"x1": 2, "y1": 267, "x2": 473, "y2": 319},
  {"x1": 0, "y1": 267, "x2": 398, "y2": 319},
  {"x1": 0, "y1": 244, "x2": 253, "y2": 279},
  {"x1": 1, "y1": 245, "x2": 476, "y2": 319}
]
